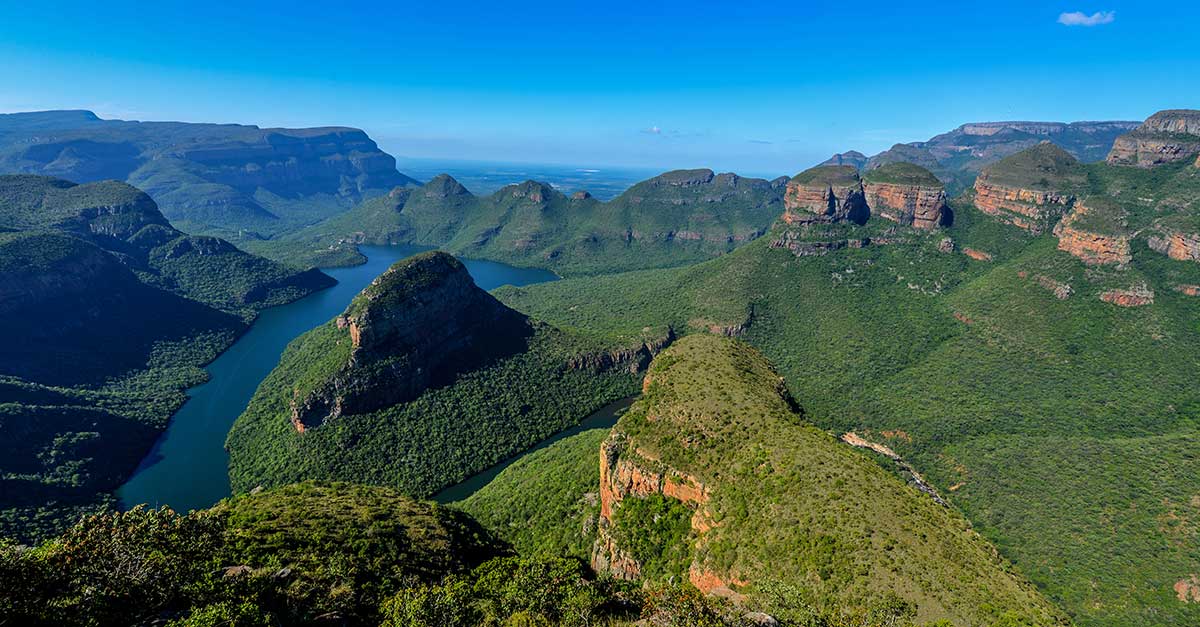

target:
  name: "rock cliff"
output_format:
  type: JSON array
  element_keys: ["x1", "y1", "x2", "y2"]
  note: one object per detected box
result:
[
  {"x1": 0, "y1": 110, "x2": 417, "y2": 233},
  {"x1": 971, "y1": 143, "x2": 1084, "y2": 233},
  {"x1": 782, "y1": 165, "x2": 869, "y2": 225},
  {"x1": 1052, "y1": 198, "x2": 1132, "y2": 266},
  {"x1": 289, "y1": 252, "x2": 530, "y2": 431},
  {"x1": 1147, "y1": 229, "x2": 1200, "y2": 262},
  {"x1": 861, "y1": 163, "x2": 948, "y2": 229},
  {"x1": 1107, "y1": 110, "x2": 1200, "y2": 167}
]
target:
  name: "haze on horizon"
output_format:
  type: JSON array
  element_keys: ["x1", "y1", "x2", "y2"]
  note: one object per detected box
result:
[{"x1": 1, "y1": 0, "x2": 1195, "y2": 175}]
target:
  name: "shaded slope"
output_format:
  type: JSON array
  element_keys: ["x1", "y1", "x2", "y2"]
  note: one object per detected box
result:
[{"x1": 226, "y1": 252, "x2": 652, "y2": 499}]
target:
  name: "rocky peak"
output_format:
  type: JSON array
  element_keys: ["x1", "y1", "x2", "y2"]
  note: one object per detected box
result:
[
  {"x1": 818, "y1": 150, "x2": 868, "y2": 169},
  {"x1": 503, "y1": 180, "x2": 557, "y2": 203},
  {"x1": 291, "y1": 252, "x2": 529, "y2": 431},
  {"x1": 421, "y1": 174, "x2": 471, "y2": 200},
  {"x1": 1107, "y1": 110, "x2": 1200, "y2": 167},
  {"x1": 647, "y1": 169, "x2": 716, "y2": 188},
  {"x1": 782, "y1": 165, "x2": 868, "y2": 225},
  {"x1": 571, "y1": 190, "x2": 593, "y2": 201}
]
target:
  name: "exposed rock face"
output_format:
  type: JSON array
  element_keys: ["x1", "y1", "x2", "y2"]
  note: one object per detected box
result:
[
  {"x1": 770, "y1": 230, "x2": 871, "y2": 256},
  {"x1": 1107, "y1": 110, "x2": 1200, "y2": 167},
  {"x1": 782, "y1": 166, "x2": 869, "y2": 225},
  {"x1": 1148, "y1": 230, "x2": 1200, "y2": 262},
  {"x1": 571, "y1": 190, "x2": 592, "y2": 200},
  {"x1": 1100, "y1": 284, "x2": 1155, "y2": 307},
  {"x1": 0, "y1": 110, "x2": 417, "y2": 231},
  {"x1": 972, "y1": 180, "x2": 1073, "y2": 233},
  {"x1": 863, "y1": 181, "x2": 947, "y2": 229},
  {"x1": 645, "y1": 168, "x2": 716, "y2": 187},
  {"x1": 592, "y1": 431, "x2": 715, "y2": 587},
  {"x1": 289, "y1": 252, "x2": 529, "y2": 431},
  {"x1": 565, "y1": 330, "x2": 674, "y2": 374},
  {"x1": 962, "y1": 247, "x2": 993, "y2": 261},
  {"x1": 1053, "y1": 200, "x2": 1132, "y2": 265}
]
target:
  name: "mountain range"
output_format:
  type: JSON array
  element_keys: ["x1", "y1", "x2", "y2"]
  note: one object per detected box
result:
[{"x1": 3, "y1": 108, "x2": 1200, "y2": 627}]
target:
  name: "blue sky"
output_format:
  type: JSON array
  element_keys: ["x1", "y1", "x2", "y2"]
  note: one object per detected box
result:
[{"x1": 0, "y1": 1, "x2": 1195, "y2": 175}]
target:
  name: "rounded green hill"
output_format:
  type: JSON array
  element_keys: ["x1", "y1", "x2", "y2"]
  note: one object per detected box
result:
[
  {"x1": 862, "y1": 161, "x2": 943, "y2": 187},
  {"x1": 789, "y1": 164, "x2": 861, "y2": 187}
]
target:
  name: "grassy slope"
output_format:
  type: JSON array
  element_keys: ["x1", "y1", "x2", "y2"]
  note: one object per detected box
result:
[
  {"x1": 454, "y1": 427, "x2": 609, "y2": 560},
  {"x1": 607, "y1": 335, "x2": 1066, "y2": 625},
  {"x1": 491, "y1": 193, "x2": 1200, "y2": 626}
]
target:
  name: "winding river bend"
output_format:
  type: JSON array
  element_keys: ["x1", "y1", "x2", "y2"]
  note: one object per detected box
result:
[{"x1": 117, "y1": 245, "x2": 558, "y2": 513}]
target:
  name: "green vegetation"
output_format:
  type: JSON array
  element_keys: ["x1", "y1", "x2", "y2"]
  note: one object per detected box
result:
[
  {"x1": 790, "y1": 165, "x2": 861, "y2": 187},
  {"x1": 227, "y1": 253, "x2": 643, "y2": 500},
  {"x1": 455, "y1": 427, "x2": 609, "y2": 559},
  {"x1": 611, "y1": 494, "x2": 693, "y2": 582},
  {"x1": 488, "y1": 150, "x2": 1200, "y2": 625},
  {"x1": 976, "y1": 143, "x2": 1088, "y2": 191},
  {"x1": 598, "y1": 335, "x2": 1064, "y2": 625},
  {"x1": 0, "y1": 175, "x2": 333, "y2": 542},
  {"x1": 0, "y1": 110, "x2": 416, "y2": 236},
  {"x1": 250, "y1": 169, "x2": 786, "y2": 276},
  {"x1": 862, "y1": 162, "x2": 943, "y2": 187}
]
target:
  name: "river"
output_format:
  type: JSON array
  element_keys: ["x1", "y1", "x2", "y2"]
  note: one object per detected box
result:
[{"x1": 117, "y1": 245, "x2": 558, "y2": 513}]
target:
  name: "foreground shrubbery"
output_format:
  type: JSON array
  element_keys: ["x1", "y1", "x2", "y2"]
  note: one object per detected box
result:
[{"x1": 0, "y1": 482, "x2": 969, "y2": 627}]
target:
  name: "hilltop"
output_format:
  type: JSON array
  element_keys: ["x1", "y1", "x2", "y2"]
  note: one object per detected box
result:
[
  {"x1": 226, "y1": 251, "x2": 657, "y2": 499},
  {"x1": 591, "y1": 335, "x2": 1065, "y2": 625},
  {"x1": 0, "y1": 110, "x2": 418, "y2": 236},
  {"x1": 249, "y1": 168, "x2": 788, "y2": 275}
]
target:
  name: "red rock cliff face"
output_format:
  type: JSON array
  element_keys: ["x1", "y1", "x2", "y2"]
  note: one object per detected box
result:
[
  {"x1": 1148, "y1": 230, "x2": 1200, "y2": 263},
  {"x1": 1052, "y1": 202, "x2": 1131, "y2": 266},
  {"x1": 862, "y1": 182, "x2": 947, "y2": 230},
  {"x1": 592, "y1": 432, "x2": 722, "y2": 590},
  {"x1": 972, "y1": 178, "x2": 1073, "y2": 234},
  {"x1": 782, "y1": 180, "x2": 868, "y2": 225}
]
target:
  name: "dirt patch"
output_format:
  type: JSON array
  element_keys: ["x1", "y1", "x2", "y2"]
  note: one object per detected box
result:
[{"x1": 1175, "y1": 575, "x2": 1200, "y2": 602}]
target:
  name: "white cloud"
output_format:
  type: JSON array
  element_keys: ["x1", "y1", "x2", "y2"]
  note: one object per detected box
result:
[
  {"x1": 1057, "y1": 10, "x2": 1115, "y2": 26},
  {"x1": 642, "y1": 125, "x2": 662, "y2": 135}
]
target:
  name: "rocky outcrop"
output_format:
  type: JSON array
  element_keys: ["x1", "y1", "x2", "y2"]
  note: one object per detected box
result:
[
  {"x1": 862, "y1": 181, "x2": 947, "y2": 230},
  {"x1": 592, "y1": 431, "x2": 714, "y2": 586},
  {"x1": 962, "y1": 247, "x2": 993, "y2": 262},
  {"x1": 782, "y1": 166, "x2": 869, "y2": 225},
  {"x1": 1148, "y1": 230, "x2": 1200, "y2": 262},
  {"x1": 972, "y1": 180, "x2": 1073, "y2": 233},
  {"x1": 1107, "y1": 110, "x2": 1200, "y2": 167},
  {"x1": 1100, "y1": 284, "x2": 1155, "y2": 307},
  {"x1": 1052, "y1": 200, "x2": 1132, "y2": 266},
  {"x1": 566, "y1": 330, "x2": 674, "y2": 374},
  {"x1": 289, "y1": 252, "x2": 530, "y2": 431},
  {"x1": 770, "y1": 231, "x2": 871, "y2": 256}
]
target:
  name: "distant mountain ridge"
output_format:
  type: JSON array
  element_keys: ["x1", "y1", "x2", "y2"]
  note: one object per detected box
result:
[
  {"x1": 257, "y1": 167, "x2": 788, "y2": 275},
  {"x1": 821, "y1": 119, "x2": 1140, "y2": 193},
  {"x1": 0, "y1": 110, "x2": 418, "y2": 236}
]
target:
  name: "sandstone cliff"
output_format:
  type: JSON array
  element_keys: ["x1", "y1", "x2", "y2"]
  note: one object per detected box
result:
[
  {"x1": 1148, "y1": 229, "x2": 1200, "y2": 262},
  {"x1": 861, "y1": 163, "x2": 948, "y2": 229},
  {"x1": 1052, "y1": 198, "x2": 1132, "y2": 266},
  {"x1": 782, "y1": 165, "x2": 869, "y2": 225},
  {"x1": 289, "y1": 252, "x2": 530, "y2": 431},
  {"x1": 1107, "y1": 110, "x2": 1200, "y2": 167},
  {"x1": 971, "y1": 144, "x2": 1084, "y2": 233}
]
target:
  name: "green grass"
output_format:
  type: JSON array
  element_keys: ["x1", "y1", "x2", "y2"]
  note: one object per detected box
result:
[
  {"x1": 790, "y1": 165, "x2": 861, "y2": 187},
  {"x1": 455, "y1": 427, "x2": 609, "y2": 559},
  {"x1": 601, "y1": 335, "x2": 1066, "y2": 625},
  {"x1": 862, "y1": 162, "x2": 943, "y2": 187}
]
